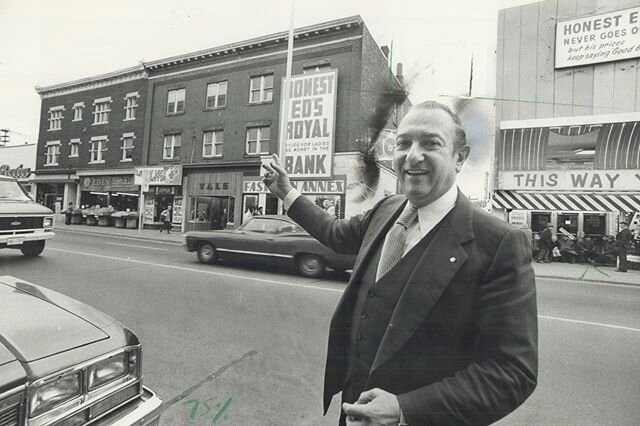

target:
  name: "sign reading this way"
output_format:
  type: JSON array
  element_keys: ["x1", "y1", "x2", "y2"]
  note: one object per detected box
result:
[
  {"x1": 500, "y1": 169, "x2": 640, "y2": 191},
  {"x1": 280, "y1": 69, "x2": 338, "y2": 179}
]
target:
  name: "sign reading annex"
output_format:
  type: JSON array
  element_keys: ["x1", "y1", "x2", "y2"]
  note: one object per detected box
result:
[
  {"x1": 500, "y1": 170, "x2": 640, "y2": 191},
  {"x1": 556, "y1": 6, "x2": 640, "y2": 68},
  {"x1": 281, "y1": 69, "x2": 337, "y2": 179}
]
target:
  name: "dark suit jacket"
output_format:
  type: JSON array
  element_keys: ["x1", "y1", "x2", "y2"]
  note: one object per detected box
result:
[
  {"x1": 616, "y1": 228, "x2": 632, "y2": 249},
  {"x1": 288, "y1": 190, "x2": 538, "y2": 425}
]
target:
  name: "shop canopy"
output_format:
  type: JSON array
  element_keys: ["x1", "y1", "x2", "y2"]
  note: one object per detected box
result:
[{"x1": 492, "y1": 190, "x2": 640, "y2": 213}]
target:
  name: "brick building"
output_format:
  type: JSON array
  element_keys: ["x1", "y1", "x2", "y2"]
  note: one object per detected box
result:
[
  {"x1": 34, "y1": 65, "x2": 148, "y2": 213},
  {"x1": 494, "y1": 0, "x2": 640, "y2": 244}
]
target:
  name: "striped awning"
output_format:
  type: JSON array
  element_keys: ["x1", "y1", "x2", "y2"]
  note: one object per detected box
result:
[{"x1": 492, "y1": 190, "x2": 640, "y2": 212}]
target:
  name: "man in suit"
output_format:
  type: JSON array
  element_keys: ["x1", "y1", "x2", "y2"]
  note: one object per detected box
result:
[
  {"x1": 615, "y1": 221, "x2": 632, "y2": 272},
  {"x1": 262, "y1": 101, "x2": 538, "y2": 425},
  {"x1": 536, "y1": 223, "x2": 554, "y2": 263}
]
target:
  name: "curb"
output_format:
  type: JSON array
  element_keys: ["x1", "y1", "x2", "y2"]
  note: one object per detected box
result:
[
  {"x1": 534, "y1": 274, "x2": 640, "y2": 287},
  {"x1": 55, "y1": 227, "x2": 183, "y2": 245}
]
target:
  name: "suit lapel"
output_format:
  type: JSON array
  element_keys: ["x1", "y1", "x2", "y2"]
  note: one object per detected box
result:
[{"x1": 370, "y1": 192, "x2": 475, "y2": 372}]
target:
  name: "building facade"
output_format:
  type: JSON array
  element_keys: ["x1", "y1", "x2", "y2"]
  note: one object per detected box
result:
[
  {"x1": 494, "y1": 0, "x2": 640, "y2": 245},
  {"x1": 0, "y1": 143, "x2": 37, "y2": 199},
  {"x1": 34, "y1": 66, "x2": 148, "y2": 214},
  {"x1": 142, "y1": 15, "x2": 408, "y2": 231}
]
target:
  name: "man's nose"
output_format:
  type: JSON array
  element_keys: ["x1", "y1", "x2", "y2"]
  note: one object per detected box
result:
[{"x1": 406, "y1": 142, "x2": 425, "y2": 162}]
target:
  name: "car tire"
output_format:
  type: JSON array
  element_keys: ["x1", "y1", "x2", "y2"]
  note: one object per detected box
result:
[
  {"x1": 20, "y1": 241, "x2": 45, "y2": 257},
  {"x1": 197, "y1": 243, "x2": 217, "y2": 264},
  {"x1": 297, "y1": 254, "x2": 325, "y2": 278}
]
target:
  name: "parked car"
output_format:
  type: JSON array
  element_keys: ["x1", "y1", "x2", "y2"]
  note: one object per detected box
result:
[
  {"x1": 184, "y1": 215, "x2": 355, "y2": 278},
  {"x1": 0, "y1": 275, "x2": 162, "y2": 426},
  {"x1": 0, "y1": 176, "x2": 54, "y2": 256}
]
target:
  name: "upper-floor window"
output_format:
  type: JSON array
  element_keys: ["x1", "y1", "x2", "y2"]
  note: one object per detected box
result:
[
  {"x1": 45, "y1": 141, "x2": 60, "y2": 165},
  {"x1": 48, "y1": 106, "x2": 64, "y2": 131},
  {"x1": 203, "y1": 130, "x2": 223, "y2": 157},
  {"x1": 206, "y1": 82, "x2": 227, "y2": 109},
  {"x1": 167, "y1": 89, "x2": 185, "y2": 114},
  {"x1": 89, "y1": 136, "x2": 107, "y2": 164},
  {"x1": 69, "y1": 138, "x2": 81, "y2": 157},
  {"x1": 93, "y1": 97, "x2": 112, "y2": 124},
  {"x1": 246, "y1": 126, "x2": 270, "y2": 155},
  {"x1": 72, "y1": 102, "x2": 84, "y2": 121},
  {"x1": 163, "y1": 134, "x2": 181, "y2": 160},
  {"x1": 124, "y1": 92, "x2": 139, "y2": 120},
  {"x1": 121, "y1": 132, "x2": 135, "y2": 162},
  {"x1": 249, "y1": 74, "x2": 273, "y2": 103}
]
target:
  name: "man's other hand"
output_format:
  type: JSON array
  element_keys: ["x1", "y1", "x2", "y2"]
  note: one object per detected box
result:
[
  {"x1": 262, "y1": 154, "x2": 294, "y2": 200},
  {"x1": 342, "y1": 388, "x2": 402, "y2": 426}
]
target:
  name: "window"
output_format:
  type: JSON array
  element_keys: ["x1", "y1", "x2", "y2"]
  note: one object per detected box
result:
[
  {"x1": 72, "y1": 103, "x2": 84, "y2": 121},
  {"x1": 249, "y1": 74, "x2": 273, "y2": 103},
  {"x1": 167, "y1": 89, "x2": 185, "y2": 114},
  {"x1": 45, "y1": 141, "x2": 60, "y2": 165},
  {"x1": 89, "y1": 136, "x2": 107, "y2": 163},
  {"x1": 48, "y1": 106, "x2": 64, "y2": 130},
  {"x1": 121, "y1": 132, "x2": 135, "y2": 161},
  {"x1": 93, "y1": 97, "x2": 112, "y2": 124},
  {"x1": 124, "y1": 92, "x2": 139, "y2": 120},
  {"x1": 69, "y1": 138, "x2": 81, "y2": 157},
  {"x1": 202, "y1": 130, "x2": 223, "y2": 157},
  {"x1": 163, "y1": 134, "x2": 181, "y2": 159},
  {"x1": 206, "y1": 82, "x2": 227, "y2": 109},
  {"x1": 246, "y1": 126, "x2": 270, "y2": 155}
]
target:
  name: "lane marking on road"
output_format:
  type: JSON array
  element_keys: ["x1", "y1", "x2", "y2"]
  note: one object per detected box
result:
[
  {"x1": 105, "y1": 242, "x2": 168, "y2": 251},
  {"x1": 49, "y1": 248, "x2": 344, "y2": 293},
  {"x1": 539, "y1": 315, "x2": 640, "y2": 333}
]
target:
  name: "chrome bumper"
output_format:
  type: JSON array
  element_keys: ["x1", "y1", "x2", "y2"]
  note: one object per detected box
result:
[{"x1": 94, "y1": 386, "x2": 162, "y2": 426}]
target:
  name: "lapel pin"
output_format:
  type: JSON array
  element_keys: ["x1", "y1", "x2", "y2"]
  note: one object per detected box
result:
[{"x1": 449, "y1": 256, "x2": 457, "y2": 263}]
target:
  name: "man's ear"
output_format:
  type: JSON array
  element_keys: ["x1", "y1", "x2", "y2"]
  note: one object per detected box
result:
[{"x1": 456, "y1": 146, "x2": 471, "y2": 172}]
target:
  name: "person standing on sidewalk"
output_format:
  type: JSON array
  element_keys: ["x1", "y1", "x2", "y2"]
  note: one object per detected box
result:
[
  {"x1": 64, "y1": 202, "x2": 74, "y2": 225},
  {"x1": 160, "y1": 205, "x2": 172, "y2": 234},
  {"x1": 616, "y1": 221, "x2": 632, "y2": 272},
  {"x1": 537, "y1": 223, "x2": 554, "y2": 263}
]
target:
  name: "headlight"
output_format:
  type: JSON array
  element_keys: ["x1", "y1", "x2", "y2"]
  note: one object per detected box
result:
[
  {"x1": 87, "y1": 352, "x2": 129, "y2": 391},
  {"x1": 43, "y1": 217, "x2": 53, "y2": 228},
  {"x1": 29, "y1": 373, "x2": 81, "y2": 418}
]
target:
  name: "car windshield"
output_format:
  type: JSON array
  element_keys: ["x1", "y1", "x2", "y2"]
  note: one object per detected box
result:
[
  {"x1": 240, "y1": 218, "x2": 303, "y2": 234},
  {"x1": 0, "y1": 180, "x2": 32, "y2": 201}
]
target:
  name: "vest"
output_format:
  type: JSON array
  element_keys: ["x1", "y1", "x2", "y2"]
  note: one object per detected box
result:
[{"x1": 342, "y1": 221, "x2": 442, "y2": 403}]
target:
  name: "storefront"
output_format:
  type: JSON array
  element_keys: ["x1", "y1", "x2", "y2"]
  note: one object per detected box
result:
[
  {"x1": 78, "y1": 173, "x2": 138, "y2": 211},
  {"x1": 135, "y1": 165, "x2": 183, "y2": 227}
]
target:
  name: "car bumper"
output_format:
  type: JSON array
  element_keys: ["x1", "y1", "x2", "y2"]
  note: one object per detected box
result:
[
  {"x1": 93, "y1": 386, "x2": 162, "y2": 426},
  {"x1": 0, "y1": 231, "x2": 54, "y2": 247}
]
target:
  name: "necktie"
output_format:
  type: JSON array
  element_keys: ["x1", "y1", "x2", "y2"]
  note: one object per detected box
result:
[{"x1": 376, "y1": 205, "x2": 419, "y2": 280}]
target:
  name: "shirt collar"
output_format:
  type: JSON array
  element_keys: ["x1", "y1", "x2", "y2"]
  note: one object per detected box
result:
[{"x1": 409, "y1": 185, "x2": 458, "y2": 237}]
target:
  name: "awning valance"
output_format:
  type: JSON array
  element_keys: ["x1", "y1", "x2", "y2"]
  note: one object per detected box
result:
[{"x1": 492, "y1": 190, "x2": 640, "y2": 212}]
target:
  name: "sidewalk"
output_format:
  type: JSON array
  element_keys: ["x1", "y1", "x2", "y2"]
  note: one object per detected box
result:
[{"x1": 53, "y1": 222, "x2": 640, "y2": 286}]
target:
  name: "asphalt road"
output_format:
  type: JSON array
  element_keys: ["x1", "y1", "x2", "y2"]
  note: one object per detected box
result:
[{"x1": 1, "y1": 230, "x2": 638, "y2": 425}]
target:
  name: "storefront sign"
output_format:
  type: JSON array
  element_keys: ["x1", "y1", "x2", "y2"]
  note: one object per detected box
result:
[
  {"x1": 509, "y1": 210, "x2": 527, "y2": 226},
  {"x1": 134, "y1": 165, "x2": 182, "y2": 186},
  {"x1": 243, "y1": 178, "x2": 345, "y2": 194},
  {"x1": 281, "y1": 69, "x2": 337, "y2": 179},
  {"x1": 0, "y1": 164, "x2": 32, "y2": 179},
  {"x1": 375, "y1": 129, "x2": 397, "y2": 160},
  {"x1": 81, "y1": 175, "x2": 136, "y2": 192},
  {"x1": 144, "y1": 197, "x2": 155, "y2": 223},
  {"x1": 173, "y1": 196, "x2": 183, "y2": 225},
  {"x1": 499, "y1": 170, "x2": 640, "y2": 191},
  {"x1": 556, "y1": 7, "x2": 640, "y2": 68}
]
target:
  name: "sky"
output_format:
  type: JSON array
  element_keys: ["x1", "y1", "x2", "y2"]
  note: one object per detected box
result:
[{"x1": 0, "y1": 0, "x2": 535, "y2": 198}]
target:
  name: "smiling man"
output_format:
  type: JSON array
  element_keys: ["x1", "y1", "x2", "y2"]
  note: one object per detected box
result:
[{"x1": 262, "y1": 101, "x2": 538, "y2": 425}]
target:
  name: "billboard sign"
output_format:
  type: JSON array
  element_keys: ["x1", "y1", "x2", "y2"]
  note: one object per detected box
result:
[
  {"x1": 499, "y1": 169, "x2": 640, "y2": 191},
  {"x1": 280, "y1": 69, "x2": 338, "y2": 179},
  {"x1": 556, "y1": 7, "x2": 640, "y2": 68},
  {"x1": 134, "y1": 165, "x2": 182, "y2": 186}
]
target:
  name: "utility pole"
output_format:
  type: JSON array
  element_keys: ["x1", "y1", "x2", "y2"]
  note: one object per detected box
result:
[{"x1": 0, "y1": 129, "x2": 9, "y2": 146}]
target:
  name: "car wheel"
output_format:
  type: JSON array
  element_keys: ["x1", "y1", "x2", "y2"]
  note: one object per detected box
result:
[
  {"x1": 20, "y1": 241, "x2": 45, "y2": 257},
  {"x1": 197, "y1": 243, "x2": 217, "y2": 264},
  {"x1": 297, "y1": 254, "x2": 325, "y2": 278}
]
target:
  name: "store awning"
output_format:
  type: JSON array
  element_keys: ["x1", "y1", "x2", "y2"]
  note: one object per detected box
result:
[{"x1": 492, "y1": 190, "x2": 640, "y2": 212}]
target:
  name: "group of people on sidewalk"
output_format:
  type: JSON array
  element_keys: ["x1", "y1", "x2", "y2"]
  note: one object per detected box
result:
[{"x1": 535, "y1": 221, "x2": 634, "y2": 272}]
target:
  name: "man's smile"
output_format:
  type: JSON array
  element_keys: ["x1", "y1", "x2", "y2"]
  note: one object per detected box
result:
[{"x1": 404, "y1": 169, "x2": 429, "y2": 176}]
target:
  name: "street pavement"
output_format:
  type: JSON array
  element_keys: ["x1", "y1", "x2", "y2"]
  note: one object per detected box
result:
[{"x1": 52, "y1": 221, "x2": 640, "y2": 286}]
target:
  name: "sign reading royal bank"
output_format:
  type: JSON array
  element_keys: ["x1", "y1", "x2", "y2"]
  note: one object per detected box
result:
[
  {"x1": 500, "y1": 169, "x2": 640, "y2": 191},
  {"x1": 556, "y1": 6, "x2": 640, "y2": 68},
  {"x1": 280, "y1": 69, "x2": 338, "y2": 179}
]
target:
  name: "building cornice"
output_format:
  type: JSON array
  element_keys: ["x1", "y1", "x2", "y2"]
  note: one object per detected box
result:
[
  {"x1": 501, "y1": 111, "x2": 640, "y2": 129},
  {"x1": 35, "y1": 65, "x2": 147, "y2": 99},
  {"x1": 144, "y1": 15, "x2": 363, "y2": 71}
]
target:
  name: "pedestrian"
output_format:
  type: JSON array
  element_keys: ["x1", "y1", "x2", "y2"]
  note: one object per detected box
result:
[
  {"x1": 536, "y1": 223, "x2": 554, "y2": 263},
  {"x1": 64, "y1": 202, "x2": 74, "y2": 225},
  {"x1": 615, "y1": 221, "x2": 632, "y2": 272},
  {"x1": 262, "y1": 101, "x2": 537, "y2": 425},
  {"x1": 243, "y1": 207, "x2": 254, "y2": 223},
  {"x1": 159, "y1": 205, "x2": 172, "y2": 234}
]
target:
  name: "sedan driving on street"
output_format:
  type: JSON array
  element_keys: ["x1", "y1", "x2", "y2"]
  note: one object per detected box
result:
[
  {"x1": 0, "y1": 275, "x2": 162, "y2": 426},
  {"x1": 184, "y1": 215, "x2": 355, "y2": 278}
]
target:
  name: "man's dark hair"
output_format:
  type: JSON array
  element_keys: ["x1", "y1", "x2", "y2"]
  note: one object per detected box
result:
[{"x1": 412, "y1": 100, "x2": 468, "y2": 151}]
